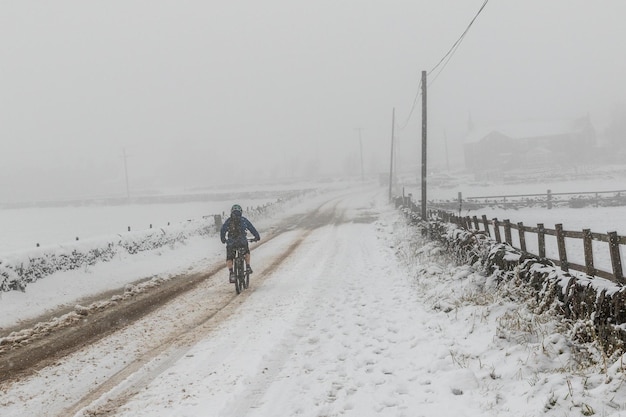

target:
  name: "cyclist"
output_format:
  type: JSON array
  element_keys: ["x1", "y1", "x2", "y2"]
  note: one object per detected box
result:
[{"x1": 220, "y1": 204, "x2": 261, "y2": 283}]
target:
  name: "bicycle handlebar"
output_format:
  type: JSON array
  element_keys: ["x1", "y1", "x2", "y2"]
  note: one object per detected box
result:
[{"x1": 221, "y1": 237, "x2": 260, "y2": 244}]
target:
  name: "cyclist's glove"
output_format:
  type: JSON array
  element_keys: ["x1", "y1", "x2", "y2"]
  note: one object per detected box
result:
[{"x1": 221, "y1": 238, "x2": 226, "y2": 244}]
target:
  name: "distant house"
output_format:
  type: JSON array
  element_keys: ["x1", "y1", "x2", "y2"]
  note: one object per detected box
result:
[{"x1": 464, "y1": 116, "x2": 595, "y2": 171}]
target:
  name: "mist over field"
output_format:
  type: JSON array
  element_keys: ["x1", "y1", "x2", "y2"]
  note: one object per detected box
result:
[{"x1": 1, "y1": 1, "x2": 625, "y2": 205}]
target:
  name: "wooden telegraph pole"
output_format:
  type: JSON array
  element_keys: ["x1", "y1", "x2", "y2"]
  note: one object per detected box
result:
[{"x1": 421, "y1": 70, "x2": 427, "y2": 220}]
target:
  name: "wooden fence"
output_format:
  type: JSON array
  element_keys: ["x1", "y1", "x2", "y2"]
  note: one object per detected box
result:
[
  {"x1": 429, "y1": 209, "x2": 625, "y2": 285},
  {"x1": 441, "y1": 189, "x2": 626, "y2": 211}
]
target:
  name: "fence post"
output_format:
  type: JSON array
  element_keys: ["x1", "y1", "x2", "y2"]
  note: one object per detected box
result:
[
  {"x1": 582, "y1": 228, "x2": 595, "y2": 277},
  {"x1": 555, "y1": 223, "x2": 568, "y2": 272},
  {"x1": 547, "y1": 189, "x2": 552, "y2": 210},
  {"x1": 608, "y1": 231, "x2": 624, "y2": 284},
  {"x1": 472, "y1": 215, "x2": 479, "y2": 231},
  {"x1": 518, "y1": 222, "x2": 526, "y2": 252},
  {"x1": 503, "y1": 219, "x2": 512, "y2": 245},
  {"x1": 482, "y1": 215, "x2": 490, "y2": 236},
  {"x1": 465, "y1": 216, "x2": 472, "y2": 230},
  {"x1": 214, "y1": 214, "x2": 223, "y2": 232},
  {"x1": 537, "y1": 223, "x2": 546, "y2": 258},
  {"x1": 493, "y1": 218, "x2": 501, "y2": 243}
]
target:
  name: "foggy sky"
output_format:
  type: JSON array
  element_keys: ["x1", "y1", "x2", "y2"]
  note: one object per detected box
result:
[{"x1": 1, "y1": 1, "x2": 625, "y2": 202}]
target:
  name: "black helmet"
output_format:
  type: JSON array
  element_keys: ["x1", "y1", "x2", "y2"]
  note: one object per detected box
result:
[{"x1": 231, "y1": 204, "x2": 242, "y2": 215}]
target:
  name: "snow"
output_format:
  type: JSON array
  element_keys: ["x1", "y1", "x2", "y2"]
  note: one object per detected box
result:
[
  {"x1": 2, "y1": 183, "x2": 626, "y2": 416},
  {"x1": 426, "y1": 171, "x2": 626, "y2": 202},
  {"x1": 0, "y1": 198, "x2": 275, "y2": 254}
]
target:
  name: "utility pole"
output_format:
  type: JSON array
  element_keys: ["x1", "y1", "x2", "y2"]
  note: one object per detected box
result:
[
  {"x1": 421, "y1": 70, "x2": 427, "y2": 220},
  {"x1": 388, "y1": 108, "x2": 395, "y2": 202},
  {"x1": 355, "y1": 127, "x2": 365, "y2": 181}
]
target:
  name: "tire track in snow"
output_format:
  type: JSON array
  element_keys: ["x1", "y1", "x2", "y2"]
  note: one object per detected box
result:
[
  {"x1": 63, "y1": 230, "x2": 313, "y2": 417},
  {"x1": 218, "y1": 195, "x2": 381, "y2": 415},
  {"x1": 104, "y1": 198, "x2": 362, "y2": 416},
  {"x1": 241, "y1": 217, "x2": 427, "y2": 416},
  {"x1": 221, "y1": 225, "x2": 349, "y2": 416},
  {"x1": 65, "y1": 199, "x2": 347, "y2": 416}
]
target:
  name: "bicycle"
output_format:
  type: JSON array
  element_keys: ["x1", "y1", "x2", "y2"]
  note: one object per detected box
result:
[{"x1": 233, "y1": 238, "x2": 256, "y2": 294}]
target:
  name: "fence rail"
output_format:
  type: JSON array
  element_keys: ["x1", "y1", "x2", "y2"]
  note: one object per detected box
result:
[
  {"x1": 428, "y1": 209, "x2": 625, "y2": 285},
  {"x1": 429, "y1": 189, "x2": 626, "y2": 211}
]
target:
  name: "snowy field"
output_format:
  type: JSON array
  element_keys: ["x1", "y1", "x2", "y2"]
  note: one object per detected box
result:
[
  {"x1": 424, "y1": 166, "x2": 626, "y2": 203},
  {"x1": 0, "y1": 198, "x2": 275, "y2": 254}
]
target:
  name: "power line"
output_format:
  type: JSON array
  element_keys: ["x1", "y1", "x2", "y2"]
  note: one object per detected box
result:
[
  {"x1": 397, "y1": 0, "x2": 489, "y2": 130},
  {"x1": 397, "y1": 78, "x2": 422, "y2": 130},
  {"x1": 428, "y1": 0, "x2": 489, "y2": 79}
]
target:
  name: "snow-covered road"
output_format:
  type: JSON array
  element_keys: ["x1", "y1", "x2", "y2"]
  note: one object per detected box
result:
[
  {"x1": 2, "y1": 187, "x2": 626, "y2": 417},
  {"x1": 111, "y1": 199, "x2": 432, "y2": 416}
]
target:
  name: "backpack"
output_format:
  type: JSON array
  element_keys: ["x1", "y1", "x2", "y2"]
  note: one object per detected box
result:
[{"x1": 228, "y1": 216, "x2": 243, "y2": 239}]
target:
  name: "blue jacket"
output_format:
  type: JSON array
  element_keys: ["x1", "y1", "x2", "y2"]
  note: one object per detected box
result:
[{"x1": 220, "y1": 215, "x2": 260, "y2": 246}]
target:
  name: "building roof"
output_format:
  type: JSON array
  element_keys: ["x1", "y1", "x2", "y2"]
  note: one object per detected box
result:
[{"x1": 465, "y1": 117, "x2": 591, "y2": 144}]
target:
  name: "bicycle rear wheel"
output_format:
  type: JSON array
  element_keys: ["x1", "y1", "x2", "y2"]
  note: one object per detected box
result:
[{"x1": 234, "y1": 257, "x2": 243, "y2": 294}]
